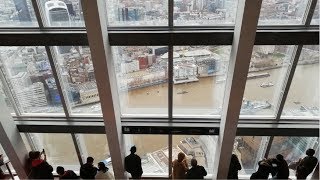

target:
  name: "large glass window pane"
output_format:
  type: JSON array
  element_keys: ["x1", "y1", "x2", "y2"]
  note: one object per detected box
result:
[
  {"x1": 53, "y1": 46, "x2": 101, "y2": 114},
  {"x1": 269, "y1": 136, "x2": 319, "y2": 176},
  {"x1": 0, "y1": 0, "x2": 37, "y2": 27},
  {"x1": 113, "y1": 47, "x2": 168, "y2": 116},
  {"x1": 173, "y1": 46, "x2": 231, "y2": 116},
  {"x1": 259, "y1": 0, "x2": 309, "y2": 25},
  {"x1": 174, "y1": 0, "x2": 238, "y2": 26},
  {"x1": 79, "y1": 134, "x2": 112, "y2": 171},
  {"x1": 172, "y1": 135, "x2": 218, "y2": 176},
  {"x1": 233, "y1": 136, "x2": 269, "y2": 176},
  {"x1": 311, "y1": 1, "x2": 319, "y2": 25},
  {"x1": 20, "y1": 133, "x2": 32, "y2": 152},
  {"x1": 0, "y1": 47, "x2": 64, "y2": 114},
  {"x1": 282, "y1": 46, "x2": 319, "y2": 117},
  {"x1": 124, "y1": 135, "x2": 168, "y2": 176},
  {"x1": 30, "y1": 133, "x2": 79, "y2": 170},
  {"x1": 241, "y1": 46, "x2": 293, "y2": 116},
  {"x1": 107, "y1": 0, "x2": 168, "y2": 26},
  {"x1": 39, "y1": 0, "x2": 84, "y2": 27}
]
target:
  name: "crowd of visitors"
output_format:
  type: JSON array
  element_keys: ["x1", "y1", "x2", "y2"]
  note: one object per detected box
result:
[
  {"x1": 26, "y1": 150, "x2": 114, "y2": 179},
  {"x1": 14, "y1": 146, "x2": 317, "y2": 179}
]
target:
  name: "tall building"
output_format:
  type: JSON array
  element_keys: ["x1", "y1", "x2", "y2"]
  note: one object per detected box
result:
[{"x1": 13, "y1": 0, "x2": 32, "y2": 22}]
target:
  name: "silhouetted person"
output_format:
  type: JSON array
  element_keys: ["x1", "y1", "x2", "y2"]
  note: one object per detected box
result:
[
  {"x1": 272, "y1": 154, "x2": 289, "y2": 179},
  {"x1": 186, "y1": 159, "x2": 207, "y2": 179},
  {"x1": 0, "y1": 154, "x2": 5, "y2": 179},
  {"x1": 125, "y1": 146, "x2": 143, "y2": 179},
  {"x1": 228, "y1": 154, "x2": 242, "y2": 179},
  {"x1": 80, "y1": 157, "x2": 97, "y2": 179},
  {"x1": 56, "y1": 166, "x2": 78, "y2": 179},
  {"x1": 172, "y1": 152, "x2": 188, "y2": 179},
  {"x1": 296, "y1": 165, "x2": 309, "y2": 179},
  {"x1": 95, "y1": 162, "x2": 114, "y2": 179},
  {"x1": 297, "y1": 149, "x2": 318, "y2": 179},
  {"x1": 29, "y1": 150, "x2": 54, "y2": 179},
  {"x1": 250, "y1": 160, "x2": 272, "y2": 179}
]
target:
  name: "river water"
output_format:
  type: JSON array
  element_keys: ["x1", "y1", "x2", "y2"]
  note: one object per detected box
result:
[{"x1": 121, "y1": 63, "x2": 319, "y2": 116}]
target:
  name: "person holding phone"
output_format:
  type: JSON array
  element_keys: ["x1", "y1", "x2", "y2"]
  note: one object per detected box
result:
[{"x1": 29, "y1": 150, "x2": 54, "y2": 179}]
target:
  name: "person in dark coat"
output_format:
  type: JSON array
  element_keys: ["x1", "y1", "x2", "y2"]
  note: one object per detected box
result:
[
  {"x1": 228, "y1": 154, "x2": 242, "y2": 179},
  {"x1": 124, "y1": 146, "x2": 143, "y2": 179},
  {"x1": 250, "y1": 160, "x2": 272, "y2": 179},
  {"x1": 297, "y1": 149, "x2": 318, "y2": 179},
  {"x1": 57, "y1": 166, "x2": 78, "y2": 179},
  {"x1": 29, "y1": 150, "x2": 54, "y2": 179},
  {"x1": 186, "y1": 159, "x2": 207, "y2": 179},
  {"x1": 296, "y1": 165, "x2": 309, "y2": 179},
  {"x1": 80, "y1": 157, "x2": 98, "y2": 179},
  {"x1": 272, "y1": 154, "x2": 289, "y2": 179}
]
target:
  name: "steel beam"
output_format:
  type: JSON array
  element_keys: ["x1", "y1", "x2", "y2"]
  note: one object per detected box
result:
[
  {"x1": 0, "y1": 29, "x2": 318, "y2": 46},
  {"x1": 213, "y1": 0, "x2": 262, "y2": 178},
  {"x1": 0, "y1": 92, "x2": 29, "y2": 179},
  {"x1": 81, "y1": 0, "x2": 125, "y2": 179}
]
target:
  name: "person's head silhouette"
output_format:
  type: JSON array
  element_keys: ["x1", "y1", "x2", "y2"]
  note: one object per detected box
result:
[{"x1": 130, "y1": 146, "x2": 137, "y2": 154}]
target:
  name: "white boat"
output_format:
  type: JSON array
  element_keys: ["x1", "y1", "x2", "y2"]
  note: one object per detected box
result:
[{"x1": 260, "y1": 82, "x2": 274, "y2": 88}]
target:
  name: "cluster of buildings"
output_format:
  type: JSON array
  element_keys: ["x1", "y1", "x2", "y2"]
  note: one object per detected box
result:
[
  {"x1": 0, "y1": 47, "x2": 61, "y2": 112},
  {"x1": 116, "y1": 46, "x2": 225, "y2": 89},
  {"x1": 259, "y1": 0, "x2": 306, "y2": 24},
  {"x1": 0, "y1": 46, "x2": 99, "y2": 113},
  {"x1": 58, "y1": 46, "x2": 100, "y2": 106},
  {"x1": 0, "y1": 0, "x2": 83, "y2": 25}
]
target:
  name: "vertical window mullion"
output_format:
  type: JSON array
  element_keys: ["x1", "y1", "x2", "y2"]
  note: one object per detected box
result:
[
  {"x1": 31, "y1": 0, "x2": 45, "y2": 28},
  {"x1": 303, "y1": 0, "x2": 318, "y2": 25},
  {"x1": 45, "y1": 46, "x2": 71, "y2": 117},
  {"x1": 169, "y1": 0, "x2": 174, "y2": 28}
]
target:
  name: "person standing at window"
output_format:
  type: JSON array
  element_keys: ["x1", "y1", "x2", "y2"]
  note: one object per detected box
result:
[
  {"x1": 80, "y1": 157, "x2": 98, "y2": 179},
  {"x1": 124, "y1": 146, "x2": 143, "y2": 179},
  {"x1": 95, "y1": 162, "x2": 114, "y2": 179},
  {"x1": 228, "y1": 154, "x2": 242, "y2": 179},
  {"x1": 272, "y1": 154, "x2": 289, "y2": 179},
  {"x1": 186, "y1": 159, "x2": 207, "y2": 179},
  {"x1": 296, "y1": 149, "x2": 318, "y2": 179},
  {"x1": 172, "y1": 152, "x2": 188, "y2": 179}
]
